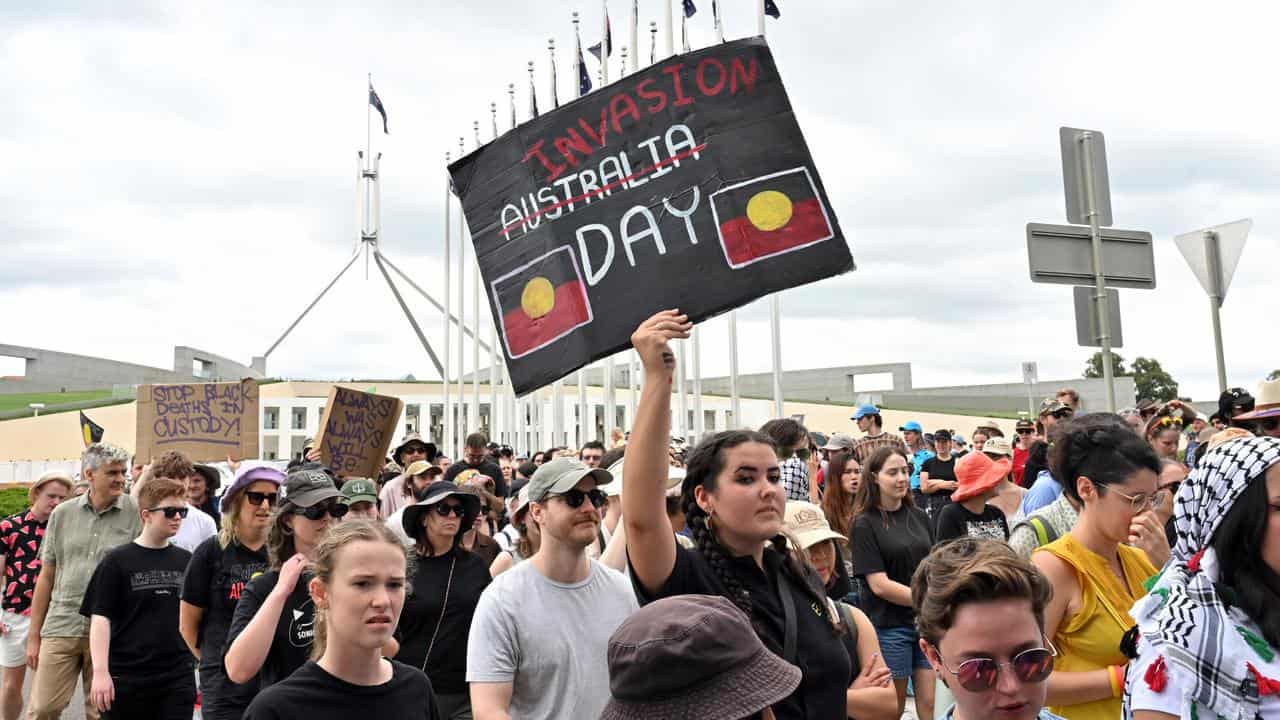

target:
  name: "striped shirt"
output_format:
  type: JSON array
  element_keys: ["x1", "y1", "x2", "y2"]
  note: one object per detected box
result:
[{"x1": 851, "y1": 432, "x2": 908, "y2": 467}]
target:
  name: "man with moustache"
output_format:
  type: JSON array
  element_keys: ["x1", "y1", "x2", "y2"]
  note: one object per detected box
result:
[
  {"x1": 26, "y1": 443, "x2": 141, "y2": 720},
  {"x1": 467, "y1": 458, "x2": 637, "y2": 720}
]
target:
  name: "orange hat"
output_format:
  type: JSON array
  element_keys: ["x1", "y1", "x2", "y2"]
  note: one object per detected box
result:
[{"x1": 951, "y1": 451, "x2": 1011, "y2": 503}]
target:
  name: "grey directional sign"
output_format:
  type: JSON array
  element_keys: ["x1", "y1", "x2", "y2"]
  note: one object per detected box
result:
[
  {"x1": 1073, "y1": 286, "x2": 1123, "y2": 348},
  {"x1": 1060, "y1": 127, "x2": 1113, "y2": 227},
  {"x1": 1026, "y1": 223, "x2": 1156, "y2": 289}
]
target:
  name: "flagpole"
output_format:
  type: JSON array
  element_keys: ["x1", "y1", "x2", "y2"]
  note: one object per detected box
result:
[
  {"x1": 664, "y1": 0, "x2": 674, "y2": 56},
  {"x1": 443, "y1": 151, "x2": 453, "y2": 452},
  {"x1": 488, "y1": 105, "x2": 499, "y2": 442},
  {"x1": 470, "y1": 124, "x2": 481, "y2": 441},
  {"x1": 714, "y1": 1, "x2": 724, "y2": 43},
  {"x1": 681, "y1": 9, "x2": 689, "y2": 52},
  {"x1": 548, "y1": 39, "x2": 559, "y2": 109},
  {"x1": 758, "y1": 0, "x2": 766, "y2": 35},
  {"x1": 760, "y1": 2, "x2": 784, "y2": 419},
  {"x1": 366, "y1": 74, "x2": 372, "y2": 163},
  {"x1": 573, "y1": 10, "x2": 589, "y2": 445},
  {"x1": 601, "y1": 0, "x2": 610, "y2": 84},
  {"x1": 728, "y1": 313, "x2": 740, "y2": 427},
  {"x1": 620, "y1": 46, "x2": 628, "y2": 77},
  {"x1": 649, "y1": 21, "x2": 658, "y2": 64},
  {"x1": 693, "y1": 325, "x2": 703, "y2": 441},
  {"x1": 456, "y1": 137, "x2": 467, "y2": 444},
  {"x1": 630, "y1": 0, "x2": 639, "y2": 72}
]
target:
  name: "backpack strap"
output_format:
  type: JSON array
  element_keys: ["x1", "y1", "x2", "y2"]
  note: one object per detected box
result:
[{"x1": 1028, "y1": 516, "x2": 1058, "y2": 547}]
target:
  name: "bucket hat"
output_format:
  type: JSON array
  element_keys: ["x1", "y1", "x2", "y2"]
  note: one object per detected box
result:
[
  {"x1": 220, "y1": 464, "x2": 286, "y2": 513},
  {"x1": 401, "y1": 481, "x2": 481, "y2": 543},
  {"x1": 951, "y1": 451, "x2": 1011, "y2": 502}
]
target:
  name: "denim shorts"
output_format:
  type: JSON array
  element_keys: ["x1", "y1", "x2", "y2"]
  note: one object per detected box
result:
[{"x1": 877, "y1": 624, "x2": 929, "y2": 679}]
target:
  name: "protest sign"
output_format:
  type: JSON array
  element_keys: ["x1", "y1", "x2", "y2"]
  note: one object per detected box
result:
[
  {"x1": 449, "y1": 37, "x2": 853, "y2": 395},
  {"x1": 135, "y1": 379, "x2": 259, "y2": 463},
  {"x1": 313, "y1": 386, "x2": 404, "y2": 479}
]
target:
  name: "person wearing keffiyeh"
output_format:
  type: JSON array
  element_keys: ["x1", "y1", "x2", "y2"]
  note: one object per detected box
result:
[{"x1": 1124, "y1": 435, "x2": 1280, "y2": 720}]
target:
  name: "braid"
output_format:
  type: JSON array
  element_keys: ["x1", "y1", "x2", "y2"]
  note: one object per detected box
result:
[{"x1": 685, "y1": 500, "x2": 752, "y2": 615}]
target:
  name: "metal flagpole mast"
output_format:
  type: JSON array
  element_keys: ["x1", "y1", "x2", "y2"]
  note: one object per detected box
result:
[
  {"x1": 682, "y1": 8, "x2": 690, "y2": 52},
  {"x1": 692, "y1": 327, "x2": 703, "y2": 440},
  {"x1": 443, "y1": 152, "x2": 453, "y2": 453},
  {"x1": 573, "y1": 10, "x2": 589, "y2": 445},
  {"x1": 620, "y1": 46, "x2": 628, "y2": 77},
  {"x1": 630, "y1": 0, "x2": 639, "y2": 71},
  {"x1": 488, "y1": 105, "x2": 500, "y2": 441},
  {"x1": 549, "y1": 39, "x2": 559, "y2": 109},
  {"x1": 714, "y1": 0, "x2": 724, "y2": 43},
  {"x1": 759, "y1": 0, "x2": 784, "y2": 418},
  {"x1": 456, "y1": 137, "x2": 468, "y2": 440},
  {"x1": 728, "y1": 314, "x2": 740, "y2": 427},
  {"x1": 664, "y1": 0, "x2": 674, "y2": 56},
  {"x1": 676, "y1": 341, "x2": 688, "y2": 443},
  {"x1": 601, "y1": 0, "x2": 610, "y2": 84},
  {"x1": 471, "y1": 125, "x2": 482, "y2": 438}
]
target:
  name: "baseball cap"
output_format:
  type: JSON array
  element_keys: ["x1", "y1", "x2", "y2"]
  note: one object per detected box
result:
[
  {"x1": 526, "y1": 457, "x2": 613, "y2": 502},
  {"x1": 1038, "y1": 398, "x2": 1069, "y2": 417},
  {"x1": 899, "y1": 421, "x2": 923, "y2": 433},
  {"x1": 983, "y1": 436, "x2": 1013, "y2": 457},
  {"x1": 340, "y1": 478, "x2": 378, "y2": 506},
  {"x1": 782, "y1": 502, "x2": 845, "y2": 550},
  {"x1": 933, "y1": 429, "x2": 953, "y2": 441},
  {"x1": 821, "y1": 433, "x2": 856, "y2": 451},
  {"x1": 1015, "y1": 418, "x2": 1036, "y2": 431},
  {"x1": 282, "y1": 469, "x2": 340, "y2": 508},
  {"x1": 852, "y1": 403, "x2": 880, "y2": 420}
]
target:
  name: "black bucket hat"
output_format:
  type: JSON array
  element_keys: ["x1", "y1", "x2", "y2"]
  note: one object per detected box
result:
[{"x1": 401, "y1": 481, "x2": 482, "y2": 545}]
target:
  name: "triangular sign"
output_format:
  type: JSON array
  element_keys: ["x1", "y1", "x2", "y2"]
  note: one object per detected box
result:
[{"x1": 1174, "y1": 218, "x2": 1251, "y2": 304}]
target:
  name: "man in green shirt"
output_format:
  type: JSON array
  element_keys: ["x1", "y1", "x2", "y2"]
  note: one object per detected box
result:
[{"x1": 26, "y1": 443, "x2": 141, "y2": 720}]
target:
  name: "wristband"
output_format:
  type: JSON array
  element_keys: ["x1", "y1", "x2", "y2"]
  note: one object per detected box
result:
[{"x1": 1108, "y1": 664, "x2": 1126, "y2": 698}]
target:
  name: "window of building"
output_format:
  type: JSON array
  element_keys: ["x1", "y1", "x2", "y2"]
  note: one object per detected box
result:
[
  {"x1": 291, "y1": 407, "x2": 307, "y2": 430},
  {"x1": 263, "y1": 407, "x2": 279, "y2": 430}
]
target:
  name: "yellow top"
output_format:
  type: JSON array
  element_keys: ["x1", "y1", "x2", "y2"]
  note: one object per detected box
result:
[{"x1": 1036, "y1": 533, "x2": 1156, "y2": 720}]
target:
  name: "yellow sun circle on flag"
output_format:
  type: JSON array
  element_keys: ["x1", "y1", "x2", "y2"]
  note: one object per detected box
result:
[
  {"x1": 746, "y1": 190, "x2": 793, "y2": 232},
  {"x1": 521, "y1": 276, "x2": 555, "y2": 319}
]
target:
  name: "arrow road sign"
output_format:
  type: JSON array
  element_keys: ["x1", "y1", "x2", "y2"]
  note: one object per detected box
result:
[
  {"x1": 1174, "y1": 218, "x2": 1251, "y2": 303},
  {"x1": 1026, "y1": 223, "x2": 1156, "y2": 289},
  {"x1": 1060, "y1": 127, "x2": 1113, "y2": 227}
]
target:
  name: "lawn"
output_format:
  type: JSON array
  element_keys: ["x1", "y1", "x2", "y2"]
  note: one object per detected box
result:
[{"x1": 0, "y1": 390, "x2": 114, "y2": 414}]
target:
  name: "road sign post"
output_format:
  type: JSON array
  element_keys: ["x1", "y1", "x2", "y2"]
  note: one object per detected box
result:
[
  {"x1": 1022, "y1": 361, "x2": 1038, "y2": 418},
  {"x1": 1077, "y1": 130, "x2": 1116, "y2": 412},
  {"x1": 1073, "y1": 287, "x2": 1123, "y2": 348},
  {"x1": 1175, "y1": 219, "x2": 1252, "y2": 394}
]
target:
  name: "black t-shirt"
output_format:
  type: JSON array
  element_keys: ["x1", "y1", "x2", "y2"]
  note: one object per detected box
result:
[
  {"x1": 243, "y1": 659, "x2": 441, "y2": 720},
  {"x1": 394, "y1": 548, "x2": 491, "y2": 694},
  {"x1": 181, "y1": 537, "x2": 269, "y2": 710},
  {"x1": 226, "y1": 568, "x2": 314, "y2": 689},
  {"x1": 631, "y1": 544, "x2": 851, "y2": 720},
  {"x1": 920, "y1": 455, "x2": 959, "y2": 519},
  {"x1": 468, "y1": 533, "x2": 501, "y2": 567},
  {"x1": 849, "y1": 505, "x2": 934, "y2": 628},
  {"x1": 443, "y1": 460, "x2": 507, "y2": 497},
  {"x1": 79, "y1": 542, "x2": 192, "y2": 681},
  {"x1": 934, "y1": 503, "x2": 1010, "y2": 544}
]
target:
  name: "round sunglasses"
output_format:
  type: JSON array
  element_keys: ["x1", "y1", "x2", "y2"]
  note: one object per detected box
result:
[
  {"x1": 931, "y1": 642, "x2": 1056, "y2": 692},
  {"x1": 292, "y1": 501, "x2": 348, "y2": 521}
]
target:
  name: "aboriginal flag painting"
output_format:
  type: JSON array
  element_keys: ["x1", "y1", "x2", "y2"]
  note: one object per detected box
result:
[
  {"x1": 493, "y1": 246, "x2": 594, "y2": 359},
  {"x1": 711, "y1": 167, "x2": 834, "y2": 269}
]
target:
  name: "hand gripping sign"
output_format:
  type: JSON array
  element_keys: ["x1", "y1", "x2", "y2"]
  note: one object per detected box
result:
[{"x1": 448, "y1": 37, "x2": 854, "y2": 395}]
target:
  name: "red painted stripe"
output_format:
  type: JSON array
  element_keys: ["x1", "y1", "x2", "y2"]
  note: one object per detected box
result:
[
  {"x1": 500, "y1": 143, "x2": 709, "y2": 237},
  {"x1": 719, "y1": 198, "x2": 830, "y2": 266},
  {"x1": 502, "y1": 280, "x2": 591, "y2": 356}
]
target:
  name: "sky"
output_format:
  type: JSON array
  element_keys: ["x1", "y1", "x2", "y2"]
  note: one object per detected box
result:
[{"x1": 2, "y1": 0, "x2": 1278, "y2": 402}]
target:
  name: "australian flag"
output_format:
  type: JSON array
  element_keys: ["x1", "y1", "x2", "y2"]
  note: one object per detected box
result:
[
  {"x1": 683, "y1": 0, "x2": 697, "y2": 16},
  {"x1": 369, "y1": 83, "x2": 389, "y2": 134},
  {"x1": 765, "y1": 0, "x2": 780, "y2": 18},
  {"x1": 577, "y1": 44, "x2": 592, "y2": 95},
  {"x1": 588, "y1": 16, "x2": 612, "y2": 62}
]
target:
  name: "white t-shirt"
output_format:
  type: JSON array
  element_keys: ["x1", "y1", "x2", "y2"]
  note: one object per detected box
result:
[
  {"x1": 466, "y1": 558, "x2": 637, "y2": 719},
  {"x1": 171, "y1": 504, "x2": 217, "y2": 552},
  {"x1": 1129, "y1": 637, "x2": 1280, "y2": 718}
]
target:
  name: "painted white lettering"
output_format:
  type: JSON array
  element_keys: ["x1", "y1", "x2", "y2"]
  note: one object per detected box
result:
[
  {"x1": 621, "y1": 206, "x2": 666, "y2": 267},
  {"x1": 576, "y1": 224, "x2": 616, "y2": 286},
  {"x1": 663, "y1": 187, "x2": 701, "y2": 245}
]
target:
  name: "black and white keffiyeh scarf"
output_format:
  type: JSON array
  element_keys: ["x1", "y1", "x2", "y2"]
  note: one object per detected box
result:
[{"x1": 1124, "y1": 435, "x2": 1280, "y2": 720}]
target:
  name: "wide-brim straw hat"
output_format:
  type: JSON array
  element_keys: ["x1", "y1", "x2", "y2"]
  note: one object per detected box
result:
[{"x1": 1234, "y1": 379, "x2": 1280, "y2": 420}]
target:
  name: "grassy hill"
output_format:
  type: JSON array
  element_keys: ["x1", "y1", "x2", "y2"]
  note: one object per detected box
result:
[{"x1": 0, "y1": 390, "x2": 114, "y2": 414}]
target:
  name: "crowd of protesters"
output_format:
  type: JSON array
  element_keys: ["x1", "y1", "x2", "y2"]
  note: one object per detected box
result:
[{"x1": 0, "y1": 313, "x2": 1278, "y2": 719}]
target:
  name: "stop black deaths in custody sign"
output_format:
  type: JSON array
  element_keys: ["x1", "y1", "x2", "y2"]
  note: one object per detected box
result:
[{"x1": 448, "y1": 37, "x2": 855, "y2": 396}]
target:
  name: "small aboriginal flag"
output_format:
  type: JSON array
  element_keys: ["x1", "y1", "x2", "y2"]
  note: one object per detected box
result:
[
  {"x1": 79, "y1": 411, "x2": 104, "y2": 447},
  {"x1": 493, "y1": 246, "x2": 594, "y2": 359},
  {"x1": 711, "y1": 167, "x2": 834, "y2": 269}
]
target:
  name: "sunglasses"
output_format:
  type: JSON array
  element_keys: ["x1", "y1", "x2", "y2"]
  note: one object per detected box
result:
[
  {"x1": 147, "y1": 506, "x2": 189, "y2": 519},
  {"x1": 932, "y1": 643, "x2": 1056, "y2": 692},
  {"x1": 1152, "y1": 416, "x2": 1184, "y2": 430},
  {"x1": 553, "y1": 488, "x2": 608, "y2": 509},
  {"x1": 778, "y1": 447, "x2": 812, "y2": 462},
  {"x1": 292, "y1": 501, "x2": 348, "y2": 521},
  {"x1": 1052, "y1": 409, "x2": 1075, "y2": 420},
  {"x1": 244, "y1": 491, "x2": 279, "y2": 507},
  {"x1": 432, "y1": 502, "x2": 467, "y2": 517},
  {"x1": 1016, "y1": 428, "x2": 1035, "y2": 435}
]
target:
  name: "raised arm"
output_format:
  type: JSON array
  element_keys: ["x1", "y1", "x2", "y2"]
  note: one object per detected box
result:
[{"x1": 622, "y1": 310, "x2": 691, "y2": 597}]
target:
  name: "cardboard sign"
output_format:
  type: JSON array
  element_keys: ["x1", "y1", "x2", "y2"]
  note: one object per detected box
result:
[
  {"x1": 313, "y1": 386, "x2": 404, "y2": 479},
  {"x1": 449, "y1": 37, "x2": 853, "y2": 396},
  {"x1": 135, "y1": 379, "x2": 259, "y2": 463}
]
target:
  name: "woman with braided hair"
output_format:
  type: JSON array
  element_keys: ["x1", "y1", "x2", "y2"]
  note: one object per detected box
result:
[{"x1": 624, "y1": 311, "x2": 853, "y2": 720}]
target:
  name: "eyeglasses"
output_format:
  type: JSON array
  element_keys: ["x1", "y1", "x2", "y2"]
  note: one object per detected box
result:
[
  {"x1": 244, "y1": 491, "x2": 278, "y2": 507},
  {"x1": 931, "y1": 643, "x2": 1057, "y2": 692},
  {"x1": 778, "y1": 447, "x2": 812, "y2": 462},
  {"x1": 293, "y1": 501, "x2": 348, "y2": 520},
  {"x1": 1106, "y1": 486, "x2": 1154, "y2": 513},
  {"x1": 432, "y1": 502, "x2": 467, "y2": 517},
  {"x1": 147, "y1": 506, "x2": 189, "y2": 519},
  {"x1": 552, "y1": 488, "x2": 608, "y2": 509}
]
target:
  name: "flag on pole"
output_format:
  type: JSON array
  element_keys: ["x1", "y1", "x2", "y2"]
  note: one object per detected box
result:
[
  {"x1": 765, "y1": 0, "x2": 781, "y2": 18},
  {"x1": 588, "y1": 15, "x2": 613, "y2": 61},
  {"x1": 368, "y1": 82, "x2": 389, "y2": 134},
  {"x1": 549, "y1": 41, "x2": 560, "y2": 108},
  {"x1": 577, "y1": 37, "x2": 593, "y2": 95},
  {"x1": 79, "y1": 411, "x2": 103, "y2": 447},
  {"x1": 528, "y1": 62, "x2": 540, "y2": 118},
  {"x1": 683, "y1": 0, "x2": 697, "y2": 16}
]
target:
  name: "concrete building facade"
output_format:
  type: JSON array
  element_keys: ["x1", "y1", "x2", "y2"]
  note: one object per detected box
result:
[{"x1": 0, "y1": 343, "x2": 263, "y2": 395}]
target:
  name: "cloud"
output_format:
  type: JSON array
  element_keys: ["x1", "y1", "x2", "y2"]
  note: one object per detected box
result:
[{"x1": 3, "y1": 0, "x2": 1278, "y2": 404}]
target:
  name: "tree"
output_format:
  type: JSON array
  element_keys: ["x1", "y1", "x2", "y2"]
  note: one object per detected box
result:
[
  {"x1": 1131, "y1": 357, "x2": 1179, "y2": 402},
  {"x1": 1269, "y1": 369, "x2": 1279, "y2": 381},
  {"x1": 1083, "y1": 351, "x2": 1127, "y2": 379}
]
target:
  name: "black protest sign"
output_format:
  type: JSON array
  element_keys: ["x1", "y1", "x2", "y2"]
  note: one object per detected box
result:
[
  {"x1": 313, "y1": 386, "x2": 404, "y2": 479},
  {"x1": 449, "y1": 37, "x2": 853, "y2": 395}
]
